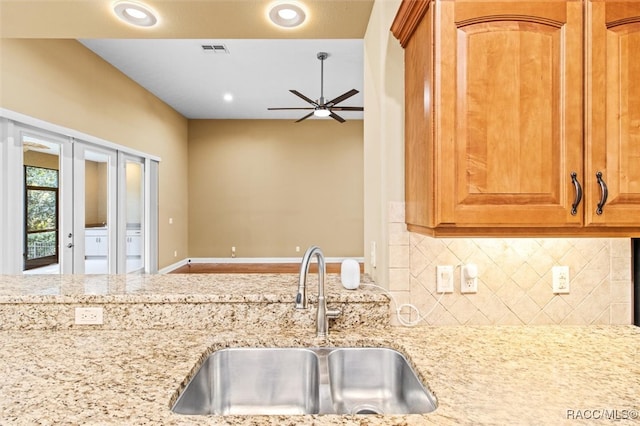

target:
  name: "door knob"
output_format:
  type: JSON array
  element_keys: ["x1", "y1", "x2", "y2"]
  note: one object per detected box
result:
[{"x1": 67, "y1": 243, "x2": 74, "y2": 248}]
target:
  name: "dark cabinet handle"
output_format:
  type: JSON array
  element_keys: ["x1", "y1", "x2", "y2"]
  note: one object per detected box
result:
[
  {"x1": 596, "y1": 171, "x2": 608, "y2": 215},
  {"x1": 571, "y1": 172, "x2": 582, "y2": 216}
]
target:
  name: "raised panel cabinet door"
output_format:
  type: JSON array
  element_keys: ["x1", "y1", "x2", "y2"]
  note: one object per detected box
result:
[
  {"x1": 436, "y1": 0, "x2": 584, "y2": 227},
  {"x1": 586, "y1": 0, "x2": 640, "y2": 226}
]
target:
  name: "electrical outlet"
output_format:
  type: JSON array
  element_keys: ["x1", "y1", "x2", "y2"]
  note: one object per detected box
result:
[
  {"x1": 296, "y1": 246, "x2": 300, "y2": 253},
  {"x1": 75, "y1": 307, "x2": 104, "y2": 325},
  {"x1": 174, "y1": 250, "x2": 177, "y2": 257},
  {"x1": 552, "y1": 266, "x2": 570, "y2": 293},
  {"x1": 460, "y1": 264, "x2": 478, "y2": 293},
  {"x1": 436, "y1": 265, "x2": 454, "y2": 293},
  {"x1": 231, "y1": 246, "x2": 236, "y2": 258}
]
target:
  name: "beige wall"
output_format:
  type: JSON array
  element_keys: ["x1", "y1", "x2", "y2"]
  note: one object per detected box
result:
[
  {"x1": 84, "y1": 161, "x2": 108, "y2": 226},
  {"x1": 188, "y1": 119, "x2": 364, "y2": 258},
  {"x1": 0, "y1": 39, "x2": 189, "y2": 268},
  {"x1": 85, "y1": 162, "x2": 99, "y2": 225},
  {"x1": 23, "y1": 151, "x2": 58, "y2": 170},
  {"x1": 363, "y1": 0, "x2": 404, "y2": 284}
]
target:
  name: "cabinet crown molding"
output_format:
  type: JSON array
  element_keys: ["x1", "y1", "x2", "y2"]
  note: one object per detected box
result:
[{"x1": 391, "y1": 0, "x2": 432, "y2": 47}]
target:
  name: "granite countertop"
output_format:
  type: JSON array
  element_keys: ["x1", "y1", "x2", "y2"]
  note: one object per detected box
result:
[
  {"x1": 0, "y1": 274, "x2": 384, "y2": 304},
  {"x1": 1, "y1": 326, "x2": 639, "y2": 425},
  {"x1": 1, "y1": 274, "x2": 639, "y2": 425}
]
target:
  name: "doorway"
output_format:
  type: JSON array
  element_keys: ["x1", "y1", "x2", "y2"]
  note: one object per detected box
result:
[
  {"x1": 121, "y1": 156, "x2": 145, "y2": 273},
  {"x1": 72, "y1": 143, "x2": 118, "y2": 274},
  {"x1": 21, "y1": 132, "x2": 70, "y2": 274}
]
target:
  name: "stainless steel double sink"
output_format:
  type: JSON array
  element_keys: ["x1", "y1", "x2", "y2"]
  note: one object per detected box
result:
[{"x1": 172, "y1": 347, "x2": 437, "y2": 416}]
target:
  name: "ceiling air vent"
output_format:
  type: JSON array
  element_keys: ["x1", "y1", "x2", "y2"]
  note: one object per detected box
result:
[{"x1": 201, "y1": 44, "x2": 229, "y2": 53}]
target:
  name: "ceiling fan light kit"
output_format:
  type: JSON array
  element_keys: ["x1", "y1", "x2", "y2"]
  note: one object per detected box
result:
[
  {"x1": 268, "y1": 51, "x2": 364, "y2": 123},
  {"x1": 313, "y1": 109, "x2": 331, "y2": 117}
]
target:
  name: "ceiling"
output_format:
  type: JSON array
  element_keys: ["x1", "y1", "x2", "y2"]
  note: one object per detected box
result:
[
  {"x1": 79, "y1": 38, "x2": 364, "y2": 120},
  {"x1": 1, "y1": 0, "x2": 374, "y2": 120}
]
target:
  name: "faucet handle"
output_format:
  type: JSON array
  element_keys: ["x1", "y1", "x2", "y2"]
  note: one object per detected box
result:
[{"x1": 326, "y1": 308, "x2": 341, "y2": 319}]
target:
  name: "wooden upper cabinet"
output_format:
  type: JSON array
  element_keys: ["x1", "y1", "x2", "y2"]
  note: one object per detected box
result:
[
  {"x1": 585, "y1": 0, "x2": 640, "y2": 226},
  {"x1": 440, "y1": 0, "x2": 584, "y2": 228},
  {"x1": 393, "y1": 0, "x2": 640, "y2": 236}
]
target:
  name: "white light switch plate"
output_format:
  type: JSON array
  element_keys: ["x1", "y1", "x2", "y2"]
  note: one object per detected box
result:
[
  {"x1": 552, "y1": 266, "x2": 570, "y2": 294},
  {"x1": 436, "y1": 265, "x2": 454, "y2": 293}
]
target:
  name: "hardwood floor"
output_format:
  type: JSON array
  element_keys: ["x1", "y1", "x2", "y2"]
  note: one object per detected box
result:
[{"x1": 170, "y1": 262, "x2": 362, "y2": 274}]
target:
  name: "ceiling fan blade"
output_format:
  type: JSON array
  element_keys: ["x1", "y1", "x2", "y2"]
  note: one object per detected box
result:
[
  {"x1": 329, "y1": 112, "x2": 346, "y2": 123},
  {"x1": 290, "y1": 90, "x2": 319, "y2": 107},
  {"x1": 326, "y1": 89, "x2": 359, "y2": 107},
  {"x1": 330, "y1": 106, "x2": 364, "y2": 111},
  {"x1": 296, "y1": 112, "x2": 315, "y2": 122},
  {"x1": 268, "y1": 107, "x2": 315, "y2": 110}
]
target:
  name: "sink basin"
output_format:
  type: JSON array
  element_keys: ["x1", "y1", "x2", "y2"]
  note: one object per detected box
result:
[
  {"x1": 172, "y1": 348, "x2": 320, "y2": 415},
  {"x1": 327, "y1": 347, "x2": 437, "y2": 415},
  {"x1": 172, "y1": 347, "x2": 437, "y2": 416}
]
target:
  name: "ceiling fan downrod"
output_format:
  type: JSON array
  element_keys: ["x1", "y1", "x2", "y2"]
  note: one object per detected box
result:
[{"x1": 317, "y1": 52, "x2": 328, "y2": 106}]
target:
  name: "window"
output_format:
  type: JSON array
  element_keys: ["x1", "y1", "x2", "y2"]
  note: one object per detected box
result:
[{"x1": 24, "y1": 166, "x2": 59, "y2": 270}]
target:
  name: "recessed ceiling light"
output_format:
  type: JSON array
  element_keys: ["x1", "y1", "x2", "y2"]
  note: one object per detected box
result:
[
  {"x1": 278, "y1": 8, "x2": 297, "y2": 20},
  {"x1": 268, "y1": 2, "x2": 307, "y2": 28},
  {"x1": 223, "y1": 93, "x2": 234, "y2": 102},
  {"x1": 113, "y1": 1, "x2": 158, "y2": 27}
]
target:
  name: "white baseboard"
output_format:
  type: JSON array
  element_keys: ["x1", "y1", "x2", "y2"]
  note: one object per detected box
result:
[
  {"x1": 187, "y1": 257, "x2": 364, "y2": 264},
  {"x1": 158, "y1": 256, "x2": 364, "y2": 274},
  {"x1": 158, "y1": 258, "x2": 189, "y2": 274}
]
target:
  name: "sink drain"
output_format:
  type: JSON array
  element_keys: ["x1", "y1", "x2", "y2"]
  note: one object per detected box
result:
[{"x1": 352, "y1": 404, "x2": 383, "y2": 415}]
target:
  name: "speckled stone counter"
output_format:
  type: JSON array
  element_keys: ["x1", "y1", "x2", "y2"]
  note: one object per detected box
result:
[
  {"x1": 0, "y1": 274, "x2": 384, "y2": 303},
  {"x1": 1, "y1": 326, "x2": 638, "y2": 425},
  {"x1": 1, "y1": 274, "x2": 639, "y2": 425},
  {"x1": 0, "y1": 274, "x2": 389, "y2": 331}
]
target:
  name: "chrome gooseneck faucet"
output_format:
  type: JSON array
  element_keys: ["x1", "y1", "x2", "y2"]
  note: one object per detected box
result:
[{"x1": 296, "y1": 246, "x2": 341, "y2": 337}]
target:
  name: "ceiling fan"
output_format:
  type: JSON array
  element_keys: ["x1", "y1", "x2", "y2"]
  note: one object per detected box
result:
[{"x1": 268, "y1": 52, "x2": 364, "y2": 123}]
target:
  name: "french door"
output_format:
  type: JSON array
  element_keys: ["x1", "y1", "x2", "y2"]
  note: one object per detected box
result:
[
  {"x1": 20, "y1": 129, "x2": 73, "y2": 274},
  {"x1": 0, "y1": 117, "x2": 158, "y2": 274}
]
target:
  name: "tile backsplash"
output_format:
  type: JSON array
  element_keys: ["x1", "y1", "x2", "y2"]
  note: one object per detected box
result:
[{"x1": 388, "y1": 202, "x2": 633, "y2": 326}]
